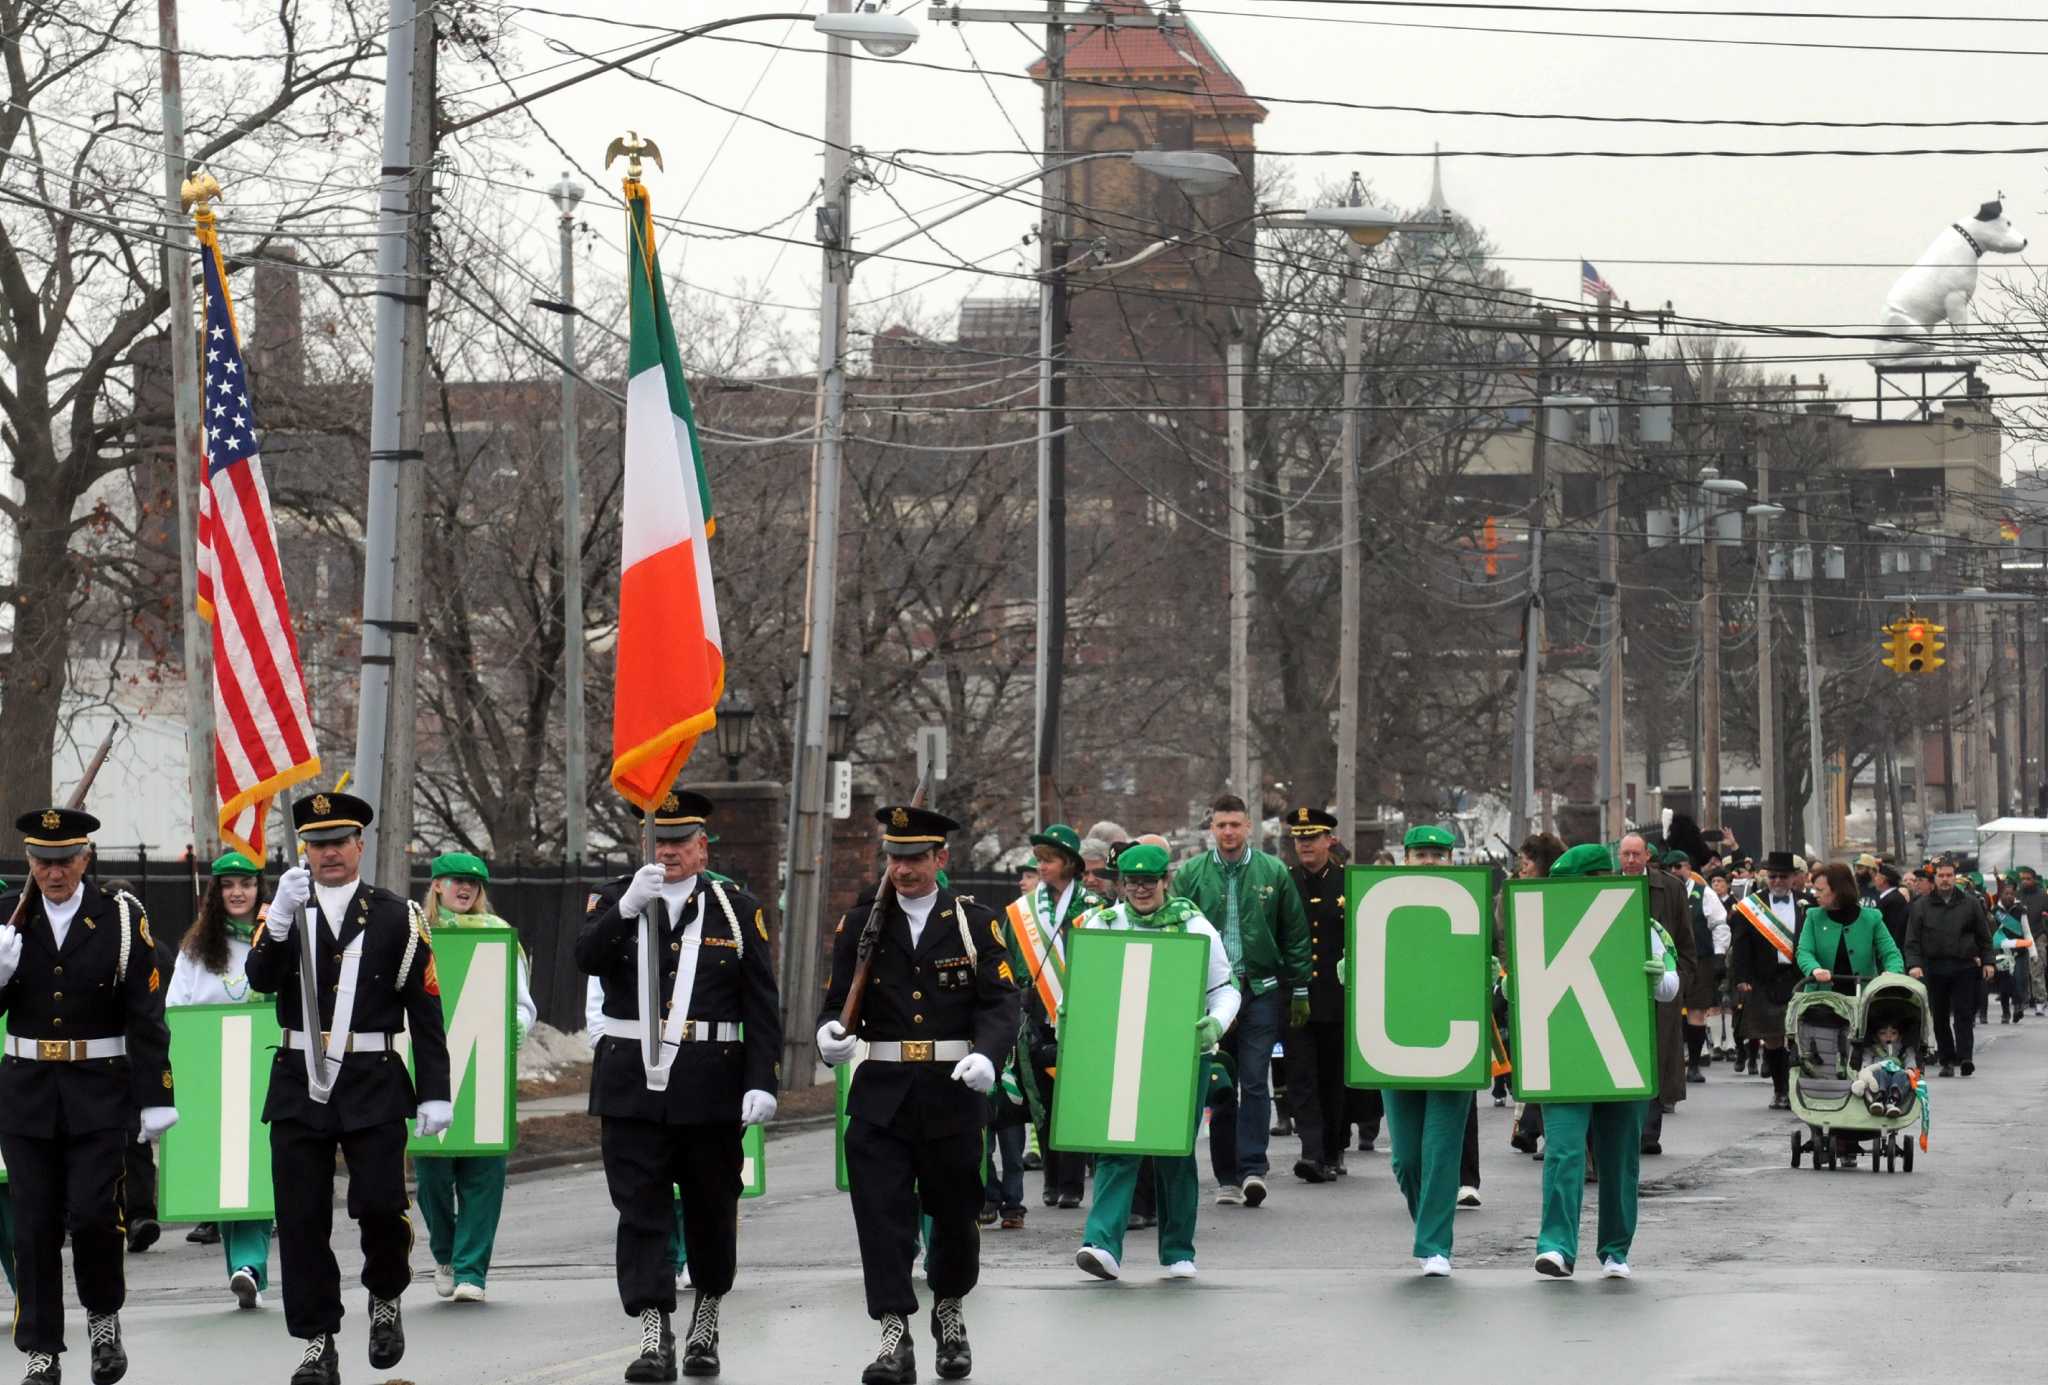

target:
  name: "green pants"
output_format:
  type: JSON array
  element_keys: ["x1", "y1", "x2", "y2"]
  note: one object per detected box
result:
[
  {"x1": 1383, "y1": 1088, "x2": 1471, "y2": 1260},
  {"x1": 0, "y1": 1184, "x2": 12, "y2": 1292},
  {"x1": 415, "y1": 1155, "x2": 508, "y2": 1288},
  {"x1": 1536, "y1": 1102, "x2": 1643, "y2": 1268},
  {"x1": 1080, "y1": 1153, "x2": 1198, "y2": 1267},
  {"x1": 220, "y1": 1218, "x2": 273, "y2": 1291}
]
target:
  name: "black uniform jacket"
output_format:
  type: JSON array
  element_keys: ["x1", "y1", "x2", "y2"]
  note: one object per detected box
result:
[
  {"x1": 0, "y1": 881, "x2": 174, "y2": 1138},
  {"x1": 577, "y1": 874, "x2": 783, "y2": 1124},
  {"x1": 1291, "y1": 862, "x2": 1347, "y2": 1024},
  {"x1": 245, "y1": 880, "x2": 451, "y2": 1133},
  {"x1": 1728, "y1": 893, "x2": 1805, "y2": 1006},
  {"x1": 821, "y1": 887, "x2": 1020, "y2": 1138}
]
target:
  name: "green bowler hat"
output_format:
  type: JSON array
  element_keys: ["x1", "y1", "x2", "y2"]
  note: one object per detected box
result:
[
  {"x1": 1403, "y1": 823, "x2": 1456, "y2": 851},
  {"x1": 1114, "y1": 842, "x2": 1172, "y2": 878},
  {"x1": 1028, "y1": 823, "x2": 1084, "y2": 862},
  {"x1": 209, "y1": 851, "x2": 261, "y2": 878},
  {"x1": 430, "y1": 850, "x2": 490, "y2": 883},
  {"x1": 1549, "y1": 843, "x2": 1614, "y2": 878}
]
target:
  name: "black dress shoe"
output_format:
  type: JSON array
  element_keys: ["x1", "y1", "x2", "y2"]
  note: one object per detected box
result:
[
  {"x1": 1938, "y1": 1064, "x2": 1955, "y2": 1078},
  {"x1": 20, "y1": 1350, "x2": 58, "y2": 1385},
  {"x1": 681, "y1": 1292, "x2": 720, "y2": 1378},
  {"x1": 1057, "y1": 1192, "x2": 1081, "y2": 1209},
  {"x1": 289, "y1": 1336, "x2": 338, "y2": 1385},
  {"x1": 861, "y1": 1314, "x2": 915, "y2": 1385},
  {"x1": 1640, "y1": 1142, "x2": 1662, "y2": 1156},
  {"x1": 1960, "y1": 1060, "x2": 1975, "y2": 1076},
  {"x1": 366, "y1": 1296, "x2": 405, "y2": 1370},
  {"x1": 931, "y1": 1299, "x2": 971, "y2": 1381},
  {"x1": 186, "y1": 1223, "x2": 221, "y2": 1245},
  {"x1": 625, "y1": 1308, "x2": 676, "y2": 1383},
  {"x1": 124, "y1": 1220, "x2": 159, "y2": 1255},
  {"x1": 1292, "y1": 1158, "x2": 1328, "y2": 1184},
  {"x1": 1330, "y1": 1153, "x2": 1348, "y2": 1176},
  {"x1": 87, "y1": 1313, "x2": 125, "y2": 1385}
]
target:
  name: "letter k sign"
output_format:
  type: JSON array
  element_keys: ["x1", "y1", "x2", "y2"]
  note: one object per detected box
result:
[{"x1": 1510, "y1": 885, "x2": 1643, "y2": 1094}]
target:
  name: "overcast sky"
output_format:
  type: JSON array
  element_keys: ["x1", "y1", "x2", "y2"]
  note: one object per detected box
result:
[{"x1": 211, "y1": 1, "x2": 2048, "y2": 468}]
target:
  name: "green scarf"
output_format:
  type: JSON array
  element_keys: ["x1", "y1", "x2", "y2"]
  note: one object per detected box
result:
[{"x1": 1124, "y1": 897, "x2": 1199, "y2": 932}]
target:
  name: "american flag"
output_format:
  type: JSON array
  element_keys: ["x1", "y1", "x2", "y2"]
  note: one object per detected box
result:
[
  {"x1": 193, "y1": 228, "x2": 321, "y2": 860},
  {"x1": 1580, "y1": 259, "x2": 1615, "y2": 299}
]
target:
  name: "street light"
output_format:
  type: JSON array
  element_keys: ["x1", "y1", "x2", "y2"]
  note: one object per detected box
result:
[
  {"x1": 813, "y1": 6, "x2": 919, "y2": 55},
  {"x1": 827, "y1": 701, "x2": 852, "y2": 759},
  {"x1": 549, "y1": 171, "x2": 589, "y2": 857},
  {"x1": 714, "y1": 698, "x2": 756, "y2": 781}
]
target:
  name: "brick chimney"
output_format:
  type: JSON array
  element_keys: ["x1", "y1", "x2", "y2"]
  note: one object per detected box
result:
[{"x1": 251, "y1": 247, "x2": 305, "y2": 394}]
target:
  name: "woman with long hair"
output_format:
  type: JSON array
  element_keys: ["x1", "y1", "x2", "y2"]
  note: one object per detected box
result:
[
  {"x1": 415, "y1": 853, "x2": 537, "y2": 1304},
  {"x1": 165, "y1": 852, "x2": 274, "y2": 1308}
]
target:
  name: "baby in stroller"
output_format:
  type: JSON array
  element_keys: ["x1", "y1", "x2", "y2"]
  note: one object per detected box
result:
[{"x1": 1849, "y1": 1020, "x2": 1918, "y2": 1118}]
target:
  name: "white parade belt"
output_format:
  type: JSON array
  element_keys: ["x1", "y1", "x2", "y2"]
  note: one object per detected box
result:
[
  {"x1": 283, "y1": 1028, "x2": 397, "y2": 1054},
  {"x1": 4, "y1": 1035, "x2": 126, "y2": 1062},
  {"x1": 605, "y1": 1017, "x2": 741, "y2": 1044},
  {"x1": 865, "y1": 1040, "x2": 971, "y2": 1063}
]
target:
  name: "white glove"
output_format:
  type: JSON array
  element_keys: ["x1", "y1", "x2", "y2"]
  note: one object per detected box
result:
[
  {"x1": 740, "y1": 1089, "x2": 777, "y2": 1125},
  {"x1": 619, "y1": 864, "x2": 667, "y2": 918},
  {"x1": 951, "y1": 1052, "x2": 996, "y2": 1094},
  {"x1": 416, "y1": 1100, "x2": 454, "y2": 1138},
  {"x1": 268, "y1": 866, "x2": 311, "y2": 939},
  {"x1": 138, "y1": 1106, "x2": 179, "y2": 1143},
  {"x1": 816, "y1": 1020, "x2": 858, "y2": 1066},
  {"x1": 0, "y1": 925, "x2": 21, "y2": 989}
]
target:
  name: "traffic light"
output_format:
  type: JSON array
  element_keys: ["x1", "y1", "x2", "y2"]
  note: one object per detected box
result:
[
  {"x1": 1880, "y1": 621, "x2": 1908, "y2": 673},
  {"x1": 1898, "y1": 620, "x2": 1946, "y2": 674}
]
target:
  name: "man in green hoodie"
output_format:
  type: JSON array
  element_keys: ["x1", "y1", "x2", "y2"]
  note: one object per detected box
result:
[{"x1": 1170, "y1": 793, "x2": 1310, "y2": 1208}]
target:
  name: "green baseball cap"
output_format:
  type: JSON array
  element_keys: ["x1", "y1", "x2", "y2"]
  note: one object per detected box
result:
[
  {"x1": 210, "y1": 851, "x2": 261, "y2": 878},
  {"x1": 1549, "y1": 843, "x2": 1614, "y2": 878},
  {"x1": 1115, "y1": 843, "x2": 1171, "y2": 878},
  {"x1": 430, "y1": 851, "x2": 490, "y2": 883},
  {"x1": 1403, "y1": 824, "x2": 1456, "y2": 850},
  {"x1": 1028, "y1": 823, "x2": 1084, "y2": 863}
]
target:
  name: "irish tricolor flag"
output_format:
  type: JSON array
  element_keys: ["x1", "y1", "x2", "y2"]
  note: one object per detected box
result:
[{"x1": 611, "y1": 179, "x2": 723, "y2": 809}]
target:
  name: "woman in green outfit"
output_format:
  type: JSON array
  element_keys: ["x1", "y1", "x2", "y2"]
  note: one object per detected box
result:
[
  {"x1": 416, "y1": 852, "x2": 538, "y2": 1303},
  {"x1": 166, "y1": 852, "x2": 276, "y2": 1308},
  {"x1": 1796, "y1": 863, "x2": 1905, "y2": 997},
  {"x1": 1528, "y1": 843, "x2": 1680, "y2": 1281}
]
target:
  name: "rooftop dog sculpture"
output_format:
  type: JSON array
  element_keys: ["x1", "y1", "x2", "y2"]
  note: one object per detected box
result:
[{"x1": 1878, "y1": 198, "x2": 2027, "y2": 356}]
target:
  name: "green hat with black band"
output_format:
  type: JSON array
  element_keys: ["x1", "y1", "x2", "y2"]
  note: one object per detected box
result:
[{"x1": 1028, "y1": 823, "x2": 1085, "y2": 866}]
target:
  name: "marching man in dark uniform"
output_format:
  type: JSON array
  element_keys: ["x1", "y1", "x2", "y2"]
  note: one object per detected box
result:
[
  {"x1": 0, "y1": 808, "x2": 177, "y2": 1385},
  {"x1": 578, "y1": 789, "x2": 782, "y2": 1381},
  {"x1": 1283, "y1": 807, "x2": 1351, "y2": 1183},
  {"x1": 818, "y1": 805, "x2": 1020, "y2": 1385},
  {"x1": 244, "y1": 792, "x2": 451, "y2": 1385}
]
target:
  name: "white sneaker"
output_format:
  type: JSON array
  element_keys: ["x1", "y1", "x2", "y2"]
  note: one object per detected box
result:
[
  {"x1": 433, "y1": 1263, "x2": 454, "y2": 1298},
  {"x1": 1419, "y1": 1255, "x2": 1452, "y2": 1277},
  {"x1": 1457, "y1": 1185, "x2": 1482, "y2": 1208},
  {"x1": 1241, "y1": 1175, "x2": 1267, "y2": 1208},
  {"x1": 676, "y1": 1264, "x2": 692, "y2": 1289},
  {"x1": 1214, "y1": 1185, "x2": 1244, "y2": 1206},
  {"x1": 1076, "y1": 1246, "x2": 1121, "y2": 1281},
  {"x1": 1164, "y1": 1260, "x2": 1198, "y2": 1279},
  {"x1": 1601, "y1": 1258, "x2": 1632, "y2": 1279},
  {"x1": 1534, "y1": 1251, "x2": 1572, "y2": 1278},
  {"x1": 230, "y1": 1267, "x2": 261, "y2": 1309},
  {"x1": 452, "y1": 1282, "x2": 486, "y2": 1303}
]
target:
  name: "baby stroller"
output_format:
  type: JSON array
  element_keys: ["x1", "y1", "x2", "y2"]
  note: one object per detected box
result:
[{"x1": 1786, "y1": 974, "x2": 1931, "y2": 1174}]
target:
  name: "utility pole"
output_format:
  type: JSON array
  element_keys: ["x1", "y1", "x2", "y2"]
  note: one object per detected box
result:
[
  {"x1": 781, "y1": 0, "x2": 858, "y2": 1084},
  {"x1": 1334, "y1": 175, "x2": 1365, "y2": 840},
  {"x1": 354, "y1": 0, "x2": 435, "y2": 888},
  {"x1": 1595, "y1": 290, "x2": 1624, "y2": 837},
  {"x1": 1756, "y1": 439, "x2": 1776, "y2": 849},
  {"x1": 1227, "y1": 333, "x2": 1251, "y2": 801},
  {"x1": 1508, "y1": 316, "x2": 1555, "y2": 846},
  {"x1": 1799, "y1": 492, "x2": 1827, "y2": 857},
  {"x1": 1033, "y1": 0, "x2": 1067, "y2": 829},
  {"x1": 551, "y1": 173, "x2": 587, "y2": 861},
  {"x1": 1698, "y1": 362, "x2": 1721, "y2": 838},
  {"x1": 157, "y1": 0, "x2": 218, "y2": 858}
]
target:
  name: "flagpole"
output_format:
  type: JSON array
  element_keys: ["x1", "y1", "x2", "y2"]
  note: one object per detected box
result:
[{"x1": 158, "y1": 0, "x2": 218, "y2": 859}]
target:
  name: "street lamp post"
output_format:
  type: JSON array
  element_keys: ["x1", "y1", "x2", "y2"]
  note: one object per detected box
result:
[
  {"x1": 714, "y1": 698, "x2": 756, "y2": 782},
  {"x1": 550, "y1": 171, "x2": 587, "y2": 861}
]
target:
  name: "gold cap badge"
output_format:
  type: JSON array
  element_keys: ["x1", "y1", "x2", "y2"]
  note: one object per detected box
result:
[
  {"x1": 1297, "y1": 808, "x2": 1310, "y2": 823},
  {"x1": 891, "y1": 807, "x2": 910, "y2": 828},
  {"x1": 311, "y1": 794, "x2": 331, "y2": 815},
  {"x1": 662, "y1": 792, "x2": 681, "y2": 813},
  {"x1": 40, "y1": 810, "x2": 60, "y2": 830}
]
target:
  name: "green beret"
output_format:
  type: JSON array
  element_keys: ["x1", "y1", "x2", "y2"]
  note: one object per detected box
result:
[
  {"x1": 1116, "y1": 843, "x2": 1171, "y2": 877},
  {"x1": 1403, "y1": 824, "x2": 1456, "y2": 850},
  {"x1": 1660, "y1": 849, "x2": 1690, "y2": 868},
  {"x1": 430, "y1": 851, "x2": 490, "y2": 883},
  {"x1": 210, "y1": 851, "x2": 261, "y2": 878},
  {"x1": 1549, "y1": 843, "x2": 1615, "y2": 878},
  {"x1": 1028, "y1": 824, "x2": 1084, "y2": 862}
]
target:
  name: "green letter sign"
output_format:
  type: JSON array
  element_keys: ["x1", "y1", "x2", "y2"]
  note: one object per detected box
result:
[
  {"x1": 396, "y1": 930, "x2": 519, "y2": 1155},
  {"x1": 1503, "y1": 877, "x2": 1656, "y2": 1103},
  {"x1": 1345, "y1": 867, "x2": 1493, "y2": 1090},
  {"x1": 1051, "y1": 929, "x2": 1210, "y2": 1156},
  {"x1": 158, "y1": 1003, "x2": 282, "y2": 1221}
]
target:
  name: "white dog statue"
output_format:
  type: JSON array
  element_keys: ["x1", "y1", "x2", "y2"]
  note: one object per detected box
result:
[{"x1": 1878, "y1": 198, "x2": 2027, "y2": 355}]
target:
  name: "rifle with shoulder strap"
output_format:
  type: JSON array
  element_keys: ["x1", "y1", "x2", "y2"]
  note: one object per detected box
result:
[{"x1": 837, "y1": 771, "x2": 932, "y2": 1032}]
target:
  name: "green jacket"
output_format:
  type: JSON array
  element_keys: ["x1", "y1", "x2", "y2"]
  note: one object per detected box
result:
[
  {"x1": 1795, "y1": 905, "x2": 1905, "y2": 991},
  {"x1": 1171, "y1": 848, "x2": 1311, "y2": 997}
]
